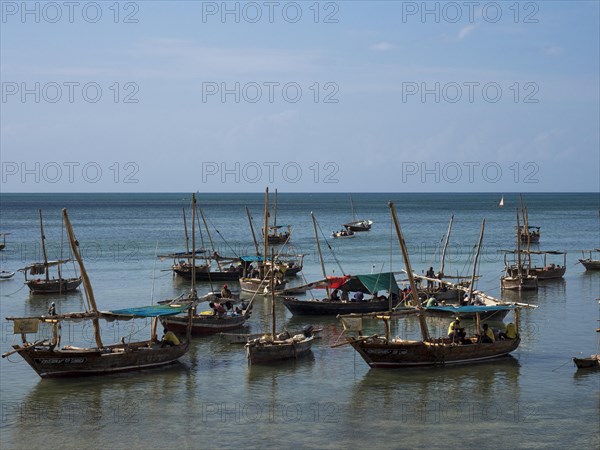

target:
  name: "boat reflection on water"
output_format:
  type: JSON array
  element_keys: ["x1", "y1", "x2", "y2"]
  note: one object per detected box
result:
[{"x1": 346, "y1": 356, "x2": 522, "y2": 434}]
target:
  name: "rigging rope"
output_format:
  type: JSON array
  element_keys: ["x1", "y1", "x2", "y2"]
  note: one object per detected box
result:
[{"x1": 315, "y1": 218, "x2": 345, "y2": 275}]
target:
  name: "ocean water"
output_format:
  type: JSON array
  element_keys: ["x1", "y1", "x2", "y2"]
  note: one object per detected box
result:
[{"x1": 0, "y1": 192, "x2": 598, "y2": 449}]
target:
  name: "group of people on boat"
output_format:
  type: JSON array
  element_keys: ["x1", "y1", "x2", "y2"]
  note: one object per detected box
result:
[{"x1": 447, "y1": 317, "x2": 518, "y2": 344}]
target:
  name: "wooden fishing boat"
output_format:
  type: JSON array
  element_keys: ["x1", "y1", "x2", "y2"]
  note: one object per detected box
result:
[
  {"x1": 0, "y1": 270, "x2": 15, "y2": 279},
  {"x1": 283, "y1": 296, "x2": 397, "y2": 316},
  {"x1": 573, "y1": 355, "x2": 599, "y2": 369},
  {"x1": 503, "y1": 250, "x2": 567, "y2": 280},
  {"x1": 579, "y1": 249, "x2": 600, "y2": 270},
  {"x1": 221, "y1": 327, "x2": 322, "y2": 344},
  {"x1": 262, "y1": 189, "x2": 292, "y2": 244},
  {"x1": 516, "y1": 194, "x2": 540, "y2": 243},
  {"x1": 342, "y1": 203, "x2": 524, "y2": 369},
  {"x1": 162, "y1": 196, "x2": 254, "y2": 335},
  {"x1": 167, "y1": 206, "x2": 245, "y2": 281},
  {"x1": 342, "y1": 195, "x2": 373, "y2": 232},
  {"x1": 331, "y1": 229, "x2": 355, "y2": 239},
  {"x1": 245, "y1": 249, "x2": 314, "y2": 364},
  {"x1": 162, "y1": 305, "x2": 251, "y2": 335},
  {"x1": 502, "y1": 209, "x2": 538, "y2": 291},
  {"x1": 20, "y1": 209, "x2": 82, "y2": 294},
  {"x1": 2, "y1": 207, "x2": 193, "y2": 378}
]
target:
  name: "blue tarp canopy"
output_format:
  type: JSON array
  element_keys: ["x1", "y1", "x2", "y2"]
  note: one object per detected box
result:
[
  {"x1": 240, "y1": 255, "x2": 265, "y2": 262},
  {"x1": 425, "y1": 305, "x2": 519, "y2": 314},
  {"x1": 103, "y1": 303, "x2": 192, "y2": 318}
]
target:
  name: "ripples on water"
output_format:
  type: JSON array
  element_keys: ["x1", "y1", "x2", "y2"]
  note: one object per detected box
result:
[{"x1": 0, "y1": 193, "x2": 598, "y2": 448}]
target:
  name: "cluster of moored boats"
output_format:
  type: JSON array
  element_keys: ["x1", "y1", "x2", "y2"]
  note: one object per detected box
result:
[{"x1": 1, "y1": 192, "x2": 599, "y2": 377}]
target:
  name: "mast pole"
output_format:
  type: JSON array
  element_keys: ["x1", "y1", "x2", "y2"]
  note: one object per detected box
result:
[
  {"x1": 271, "y1": 248, "x2": 276, "y2": 337},
  {"x1": 516, "y1": 209, "x2": 522, "y2": 278},
  {"x1": 62, "y1": 208, "x2": 103, "y2": 348},
  {"x1": 273, "y1": 189, "x2": 278, "y2": 229},
  {"x1": 311, "y1": 212, "x2": 330, "y2": 298},
  {"x1": 182, "y1": 208, "x2": 190, "y2": 255},
  {"x1": 39, "y1": 209, "x2": 50, "y2": 282},
  {"x1": 262, "y1": 187, "x2": 269, "y2": 279},
  {"x1": 200, "y1": 208, "x2": 222, "y2": 272},
  {"x1": 388, "y1": 202, "x2": 430, "y2": 341},
  {"x1": 188, "y1": 194, "x2": 197, "y2": 340},
  {"x1": 246, "y1": 206, "x2": 260, "y2": 256},
  {"x1": 439, "y1": 214, "x2": 454, "y2": 277},
  {"x1": 468, "y1": 219, "x2": 485, "y2": 335}
]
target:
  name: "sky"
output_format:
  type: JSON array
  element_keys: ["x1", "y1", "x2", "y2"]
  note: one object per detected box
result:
[{"x1": 1, "y1": 1, "x2": 599, "y2": 193}]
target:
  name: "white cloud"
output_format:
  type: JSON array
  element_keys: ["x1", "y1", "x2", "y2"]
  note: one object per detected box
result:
[
  {"x1": 457, "y1": 24, "x2": 478, "y2": 41},
  {"x1": 369, "y1": 42, "x2": 396, "y2": 52},
  {"x1": 543, "y1": 46, "x2": 565, "y2": 56}
]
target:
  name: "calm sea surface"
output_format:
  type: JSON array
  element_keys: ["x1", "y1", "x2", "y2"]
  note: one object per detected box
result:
[{"x1": 0, "y1": 192, "x2": 598, "y2": 449}]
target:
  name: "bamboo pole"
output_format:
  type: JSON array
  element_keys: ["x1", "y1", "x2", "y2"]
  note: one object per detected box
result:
[
  {"x1": 39, "y1": 209, "x2": 50, "y2": 282},
  {"x1": 311, "y1": 212, "x2": 330, "y2": 299},
  {"x1": 246, "y1": 206, "x2": 260, "y2": 256},
  {"x1": 200, "y1": 208, "x2": 222, "y2": 272},
  {"x1": 62, "y1": 208, "x2": 103, "y2": 349},
  {"x1": 262, "y1": 187, "x2": 269, "y2": 279},
  {"x1": 182, "y1": 208, "x2": 190, "y2": 255},
  {"x1": 388, "y1": 202, "x2": 430, "y2": 341},
  {"x1": 439, "y1": 215, "x2": 454, "y2": 277}
]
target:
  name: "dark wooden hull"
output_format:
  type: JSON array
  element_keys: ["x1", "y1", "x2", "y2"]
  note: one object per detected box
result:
[
  {"x1": 267, "y1": 233, "x2": 290, "y2": 245},
  {"x1": 509, "y1": 266, "x2": 565, "y2": 280},
  {"x1": 25, "y1": 277, "x2": 82, "y2": 294},
  {"x1": 580, "y1": 259, "x2": 600, "y2": 270},
  {"x1": 246, "y1": 336, "x2": 314, "y2": 364},
  {"x1": 343, "y1": 221, "x2": 372, "y2": 232},
  {"x1": 573, "y1": 355, "x2": 600, "y2": 369},
  {"x1": 161, "y1": 314, "x2": 249, "y2": 335},
  {"x1": 349, "y1": 337, "x2": 520, "y2": 368},
  {"x1": 282, "y1": 297, "x2": 394, "y2": 315},
  {"x1": 12, "y1": 340, "x2": 189, "y2": 378},
  {"x1": 174, "y1": 267, "x2": 242, "y2": 281},
  {"x1": 284, "y1": 267, "x2": 302, "y2": 277},
  {"x1": 518, "y1": 233, "x2": 540, "y2": 243}
]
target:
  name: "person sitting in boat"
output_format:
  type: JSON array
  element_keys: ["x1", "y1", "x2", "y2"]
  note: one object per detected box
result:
[
  {"x1": 499, "y1": 322, "x2": 518, "y2": 340},
  {"x1": 480, "y1": 323, "x2": 495, "y2": 343},
  {"x1": 161, "y1": 329, "x2": 181, "y2": 347},
  {"x1": 330, "y1": 289, "x2": 340, "y2": 301},
  {"x1": 48, "y1": 302, "x2": 56, "y2": 316},
  {"x1": 209, "y1": 302, "x2": 226, "y2": 317},
  {"x1": 448, "y1": 317, "x2": 466, "y2": 342},
  {"x1": 221, "y1": 284, "x2": 232, "y2": 299},
  {"x1": 425, "y1": 296, "x2": 438, "y2": 307},
  {"x1": 340, "y1": 287, "x2": 349, "y2": 302},
  {"x1": 354, "y1": 291, "x2": 364, "y2": 302}
]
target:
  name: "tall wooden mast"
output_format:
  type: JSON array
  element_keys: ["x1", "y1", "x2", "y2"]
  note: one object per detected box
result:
[
  {"x1": 182, "y1": 208, "x2": 190, "y2": 256},
  {"x1": 311, "y1": 212, "x2": 330, "y2": 299},
  {"x1": 62, "y1": 208, "x2": 103, "y2": 349},
  {"x1": 200, "y1": 208, "x2": 222, "y2": 272},
  {"x1": 388, "y1": 202, "x2": 430, "y2": 341},
  {"x1": 246, "y1": 206, "x2": 260, "y2": 256},
  {"x1": 439, "y1": 215, "x2": 454, "y2": 278},
  {"x1": 38, "y1": 209, "x2": 50, "y2": 282},
  {"x1": 262, "y1": 187, "x2": 269, "y2": 279}
]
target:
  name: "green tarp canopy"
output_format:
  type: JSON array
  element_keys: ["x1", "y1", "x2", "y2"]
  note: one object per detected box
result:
[
  {"x1": 342, "y1": 272, "x2": 399, "y2": 295},
  {"x1": 103, "y1": 303, "x2": 191, "y2": 319}
]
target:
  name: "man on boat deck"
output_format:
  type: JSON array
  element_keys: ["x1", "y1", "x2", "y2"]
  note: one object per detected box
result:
[
  {"x1": 340, "y1": 287, "x2": 349, "y2": 301},
  {"x1": 448, "y1": 317, "x2": 466, "y2": 342},
  {"x1": 221, "y1": 284, "x2": 232, "y2": 299},
  {"x1": 48, "y1": 302, "x2": 56, "y2": 316},
  {"x1": 426, "y1": 267, "x2": 435, "y2": 290},
  {"x1": 330, "y1": 289, "x2": 340, "y2": 301},
  {"x1": 161, "y1": 329, "x2": 180, "y2": 347}
]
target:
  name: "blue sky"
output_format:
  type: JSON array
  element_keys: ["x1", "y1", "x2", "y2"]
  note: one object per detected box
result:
[{"x1": 1, "y1": 1, "x2": 598, "y2": 192}]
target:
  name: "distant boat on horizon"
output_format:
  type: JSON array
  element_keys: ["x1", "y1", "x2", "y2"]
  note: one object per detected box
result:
[{"x1": 499, "y1": 195, "x2": 504, "y2": 208}]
